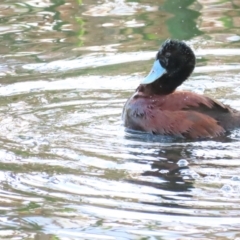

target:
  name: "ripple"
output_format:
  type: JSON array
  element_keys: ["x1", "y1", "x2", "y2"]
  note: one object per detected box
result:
[{"x1": 83, "y1": 0, "x2": 157, "y2": 16}]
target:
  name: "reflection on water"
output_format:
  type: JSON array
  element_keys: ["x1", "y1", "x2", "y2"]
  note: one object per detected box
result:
[
  {"x1": 163, "y1": 0, "x2": 203, "y2": 39},
  {"x1": 0, "y1": 0, "x2": 240, "y2": 239}
]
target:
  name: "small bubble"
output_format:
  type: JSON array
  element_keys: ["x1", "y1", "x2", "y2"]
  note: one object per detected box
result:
[
  {"x1": 191, "y1": 172, "x2": 200, "y2": 179},
  {"x1": 177, "y1": 159, "x2": 189, "y2": 167},
  {"x1": 221, "y1": 184, "x2": 233, "y2": 192},
  {"x1": 231, "y1": 176, "x2": 240, "y2": 181}
]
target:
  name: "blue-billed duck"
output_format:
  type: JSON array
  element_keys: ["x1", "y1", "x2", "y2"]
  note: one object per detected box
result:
[{"x1": 122, "y1": 39, "x2": 240, "y2": 138}]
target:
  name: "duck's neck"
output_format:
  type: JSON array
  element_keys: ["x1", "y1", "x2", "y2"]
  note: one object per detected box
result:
[{"x1": 137, "y1": 76, "x2": 178, "y2": 96}]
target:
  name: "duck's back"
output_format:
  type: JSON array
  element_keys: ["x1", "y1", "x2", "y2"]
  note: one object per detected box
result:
[{"x1": 122, "y1": 90, "x2": 240, "y2": 138}]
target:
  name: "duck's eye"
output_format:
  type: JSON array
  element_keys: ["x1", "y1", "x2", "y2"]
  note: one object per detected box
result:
[
  {"x1": 159, "y1": 57, "x2": 167, "y2": 68},
  {"x1": 165, "y1": 52, "x2": 171, "y2": 58}
]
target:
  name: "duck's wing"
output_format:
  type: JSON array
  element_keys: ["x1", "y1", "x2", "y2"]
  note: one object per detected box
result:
[
  {"x1": 159, "y1": 91, "x2": 238, "y2": 131},
  {"x1": 160, "y1": 91, "x2": 231, "y2": 113}
]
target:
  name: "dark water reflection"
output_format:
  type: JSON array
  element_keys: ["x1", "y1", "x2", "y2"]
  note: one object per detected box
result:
[{"x1": 0, "y1": 0, "x2": 240, "y2": 239}]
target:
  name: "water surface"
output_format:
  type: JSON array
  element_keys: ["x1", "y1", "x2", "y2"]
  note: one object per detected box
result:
[{"x1": 0, "y1": 0, "x2": 240, "y2": 239}]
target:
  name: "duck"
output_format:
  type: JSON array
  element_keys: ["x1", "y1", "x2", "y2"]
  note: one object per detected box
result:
[{"x1": 122, "y1": 39, "x2": 240, "y2": 139}]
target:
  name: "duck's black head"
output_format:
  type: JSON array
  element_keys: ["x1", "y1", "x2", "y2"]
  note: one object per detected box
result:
[{"x1": 141, "y1": 39, "x2": 196, "y2": 95}]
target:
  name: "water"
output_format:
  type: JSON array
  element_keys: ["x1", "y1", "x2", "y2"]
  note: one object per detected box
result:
[{"x1": 0, "y1": 0, "x2": 240, "y2": 239}]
